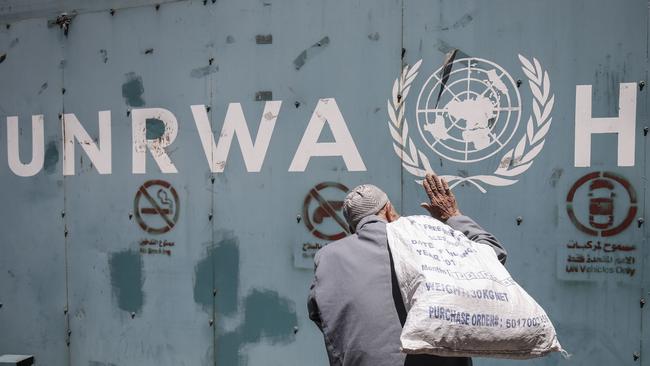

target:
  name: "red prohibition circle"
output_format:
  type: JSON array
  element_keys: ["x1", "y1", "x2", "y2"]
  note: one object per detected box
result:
[
  {"x1": 566, "y1": 171, "x2": 637, "y2": 237},
  {"x1": 134, "y1": 180, "x2": 180, "y2": 234},
  {"x1": 302, "y1": 182, "x2": 350, "y2": 241}
]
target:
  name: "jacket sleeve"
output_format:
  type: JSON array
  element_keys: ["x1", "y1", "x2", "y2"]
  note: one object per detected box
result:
[
  {"x1": 307, "y1": 256, "x2": 323, "y2": 328},
  {"x1": 446, "y1": 215, "x2": 507, "y2": 265}
]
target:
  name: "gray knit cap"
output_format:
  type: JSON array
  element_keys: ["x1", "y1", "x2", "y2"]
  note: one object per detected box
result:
[{"x1": 342, "y1": 184, "x2": 389, "y2": 233}]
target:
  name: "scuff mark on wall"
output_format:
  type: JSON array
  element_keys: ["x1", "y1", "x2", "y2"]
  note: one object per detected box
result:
[
  {"x1": 43, "y1": 140, "x2": 58, "y2": 174},
  {"x1": 217, "y1": 289, "x2": 297, "y2": 366},
  {"x1": 9, "y1": 37, "x2": 19, "y2": 48},
  {"x1": 89, "y1": 361, "x2": 118, "y2": 366},
  {"x1": 99, "y1": 49, "x2": 108, "y2": 64},
  {"x1": 108, "y1": 250, "x2": 144, "y2": 314},
  {"x1": 193, "y1": 237, "x2": 297, "y2": 365},
  {"x1": 434, "y1": 39, "x2": 470, "y2": 59},
  {"x1": 193, "y1": 237, "x2": 240, "y2": 315},
  {"x1": 190, "y1": 64, "x2": 218, "y2": 78},
  {"x1": 440, "y1": 13, "x2": 473, "y2": 30},
  {"x1": 38, "y1": 82, "x2": 48, "y2": 95},
  {"x1": 293, "y1": 36, "x2": 330, "y2": 70},
  {"x1": 367, "y1": 32, "x2": 380, "y2": 41},
  {"x1": 122, "y1": 72, "x2": 145, "y2": 107},
  {"x1": 145, "y1": 118, "x2": 165, "y2": 140},
  {"x1": 549, "y1": 168, "x2": 563, "y2": 187}
]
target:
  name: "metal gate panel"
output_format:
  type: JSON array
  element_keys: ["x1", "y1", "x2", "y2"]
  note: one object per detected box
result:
[
  {"x1": 1, "y1": 1, "x2": 649, "y2": 365},
  {"x1": 0, "y1": 19, "x2": 68, "y2": 365},
  {"x1": 206, "y1": 1, "x2": 403, "y2": 365},
  {"x1": 0, "y1": 17, "x2": 67, "y2": 364},
  {"x1": 402, "y1": 1, "x2": 647, "y2": 365},
  {"x1": 60, "y1": 4, "x2": 215, "y2": 365}
]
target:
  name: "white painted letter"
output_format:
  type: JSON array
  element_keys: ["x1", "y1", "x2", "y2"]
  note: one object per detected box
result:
[
  {"x1": 191, "y1": 101, "x2": 281, "y2": 172},
  {"x1": 132, "y1": 108, "x2": 178, "y2": 174},
  {"x1": 7, "y1": 115, "x2": 45, "y2": 177},
  {"x1": 289, "y1": 98, "x2": 366, "y2": 172},
  {"x1": 63, "y1": 111, "x2": 112, "y2": 175},
  {"x1": 575, "y1": 83, "x2": 636, "y2": 167}
]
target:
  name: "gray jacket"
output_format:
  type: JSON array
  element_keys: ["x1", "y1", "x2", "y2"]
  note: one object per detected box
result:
[{"x1": 308, "y1": 215, "x2": 507, "y2": 366}]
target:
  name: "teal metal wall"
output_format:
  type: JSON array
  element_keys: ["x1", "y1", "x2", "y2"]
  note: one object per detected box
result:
[{"x1": 0, "y1": 1, "x2": 647, "y2": 365}]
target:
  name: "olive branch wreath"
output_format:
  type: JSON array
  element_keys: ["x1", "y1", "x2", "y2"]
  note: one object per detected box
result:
[{"x1": 387, "y1": 55, "x2": 554, "y2": 193}]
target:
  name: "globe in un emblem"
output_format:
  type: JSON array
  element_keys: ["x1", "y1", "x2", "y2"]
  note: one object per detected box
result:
[{"x1": 416, "y1": 57, "x2": 522, "y2": 163}]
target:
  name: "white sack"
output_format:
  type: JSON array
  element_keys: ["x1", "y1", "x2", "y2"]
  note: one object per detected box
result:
[{"x1": 386, "y1": 215, "x2": 565, "y2": 359}]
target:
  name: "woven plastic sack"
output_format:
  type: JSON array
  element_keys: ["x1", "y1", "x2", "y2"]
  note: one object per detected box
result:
[{"x1": 386, "y1": 215, "x2": 565, "y2": 359}]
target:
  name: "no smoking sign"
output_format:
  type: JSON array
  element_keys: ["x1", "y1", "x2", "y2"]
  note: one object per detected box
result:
[
  {"x1": 134, "y1": 180, "x2": 180, "y2": 234},
  {"x1": 302, "y1": 182, "x2": 350, "y2": 241}
]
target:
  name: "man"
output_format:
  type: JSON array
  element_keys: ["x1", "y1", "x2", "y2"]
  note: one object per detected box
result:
[{"x1": 307, "y1": 174, "x2": 507, "y2": 366}]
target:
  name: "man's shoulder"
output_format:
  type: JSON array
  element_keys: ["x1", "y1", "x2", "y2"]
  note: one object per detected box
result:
[
  {"x1": 315, "y1": 234, "x2": 357, "y2": 261},
  {"x1": 314, "y1": 232, "x2": 372, "y2": 269}
]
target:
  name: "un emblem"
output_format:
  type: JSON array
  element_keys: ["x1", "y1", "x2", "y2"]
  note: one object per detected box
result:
[{"x1": 387, "y1": 54, "x2": 554, "y2": 192}]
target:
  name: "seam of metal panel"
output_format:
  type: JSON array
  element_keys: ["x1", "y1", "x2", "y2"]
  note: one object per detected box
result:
[
  {"x1": 209, "y1": 9, "x2": 217, "y2": 363},
  {"x1": 642, "y1": 1, "x2": 649, "y2": 364},
  {"x1": 61, "y1": 36, "x2": 72, "y2": 366},
  {"x1": 399, "y1": 0, "x2": 405, "y2": 213}
]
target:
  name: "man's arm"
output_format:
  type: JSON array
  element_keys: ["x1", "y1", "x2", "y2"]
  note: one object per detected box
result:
[
  {"x1": 420, "y1": 173, "x2": 507, "y2": 264},
  {"x1": 308, "y1": 278, "x2": 322, "y2": 326},
  {"x1": 446, "y1": 215, "x2": 507, "y2": 264}
]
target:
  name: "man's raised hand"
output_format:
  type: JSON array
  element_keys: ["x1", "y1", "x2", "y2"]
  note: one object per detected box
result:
[{"x1": 420, "y1": 173, "x2": 461, "y2": 221}]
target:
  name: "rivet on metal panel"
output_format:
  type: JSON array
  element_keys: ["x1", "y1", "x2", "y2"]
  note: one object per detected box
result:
[
  {"x1": 64, "y1": 229, "x2": 68, "y2": 237},
  {"x1": 516, "y1": 79, "x2": 522, "y2": 88},
  {"x1": 127, "y1": 109, "x2": 131, "y2": 117},
  {"x1": 0, "y1": 303, "x2": 3, "y2": 309},
  {"x1": 212, "y1": 289, "x2": 217, "y2": 296},
  {"x1": 5, "y1": 24, "x2": 10, "y2": 30},
  {"x1": 208, "y1": 213, "x2": 213, "y2": 221},
  {"x1": 110, "y1": 9, "x2": 116, "y2": 16},
  {"x1": 210, "y1": 177, "x2": 215, "y2": 184},
  {"x1": 401, "y1": 48, "x2": 406, "y2": 59},
  {"x1": 206, "y1": 106, "x2": 211, "y2": 112},
  {"x1": 293, "y1": 326, "x2": 299, "y2": 334},
  {"x1": 256, "y1": 34, "x2": 273, "y2": 44},
  {"x1": 644, "y1": 127, "x2": 648, "y2": 136},
  {"x1": 61, "y1": 88, "x2": 66, "y2": 95},
  {"x1": 641, "y1": 298, "x2": 646, "y2": 308},
  {"x1": 128, "y1": 212, "x2": 133, "y2": 220},
  {"x1": 637, "y1": 217, "x2": 644, "y2": 227},
  {"x1": 638, "y1": 81, "x2": 645, "y2": 91},
  {"x1": 516, "y1": 216, "x2": 523, "y2": 226},
  {"x1": 58, "y1": 113, "x2": 62, "y2": 120},
  {"x1": 203, "y1": 0, "x2": 208, "y2": 5},
  {"x1": 296, "y1": 215, "x2": 301, "y2": 223},
  {"x1": 131, "y1": 312, "x2": 136, "y2": 319},
  {"x1": 0, "y1": 54, "x2": 6, "y2": 64},
  {"x1": 294, "y1": 101, "x2": 300, "y2": 108},
  {"x1": 397, "y1": 94, "x2": 402, "y2": 103},
  {"x1": 633, "y1": 352, "x2": 640, "y2": 361},
  {"x1": 61, "y1": 210, "x2": 65, "y2": 218},
  {"x1": 209, "y1": 319, "x2": 214, "y2": 326},
  {"x1": 63, "y1": 306, "x2": 67, "y2": 314},
  {"x1": 155, "y1": 4, "x2": 160, "y2": 11},
  {"x1": 209, "y1": 57, "x2": 214, "y2": 65},
  {"x1": 67, "y1": 330, "x2": 71, "y2": 336}
]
